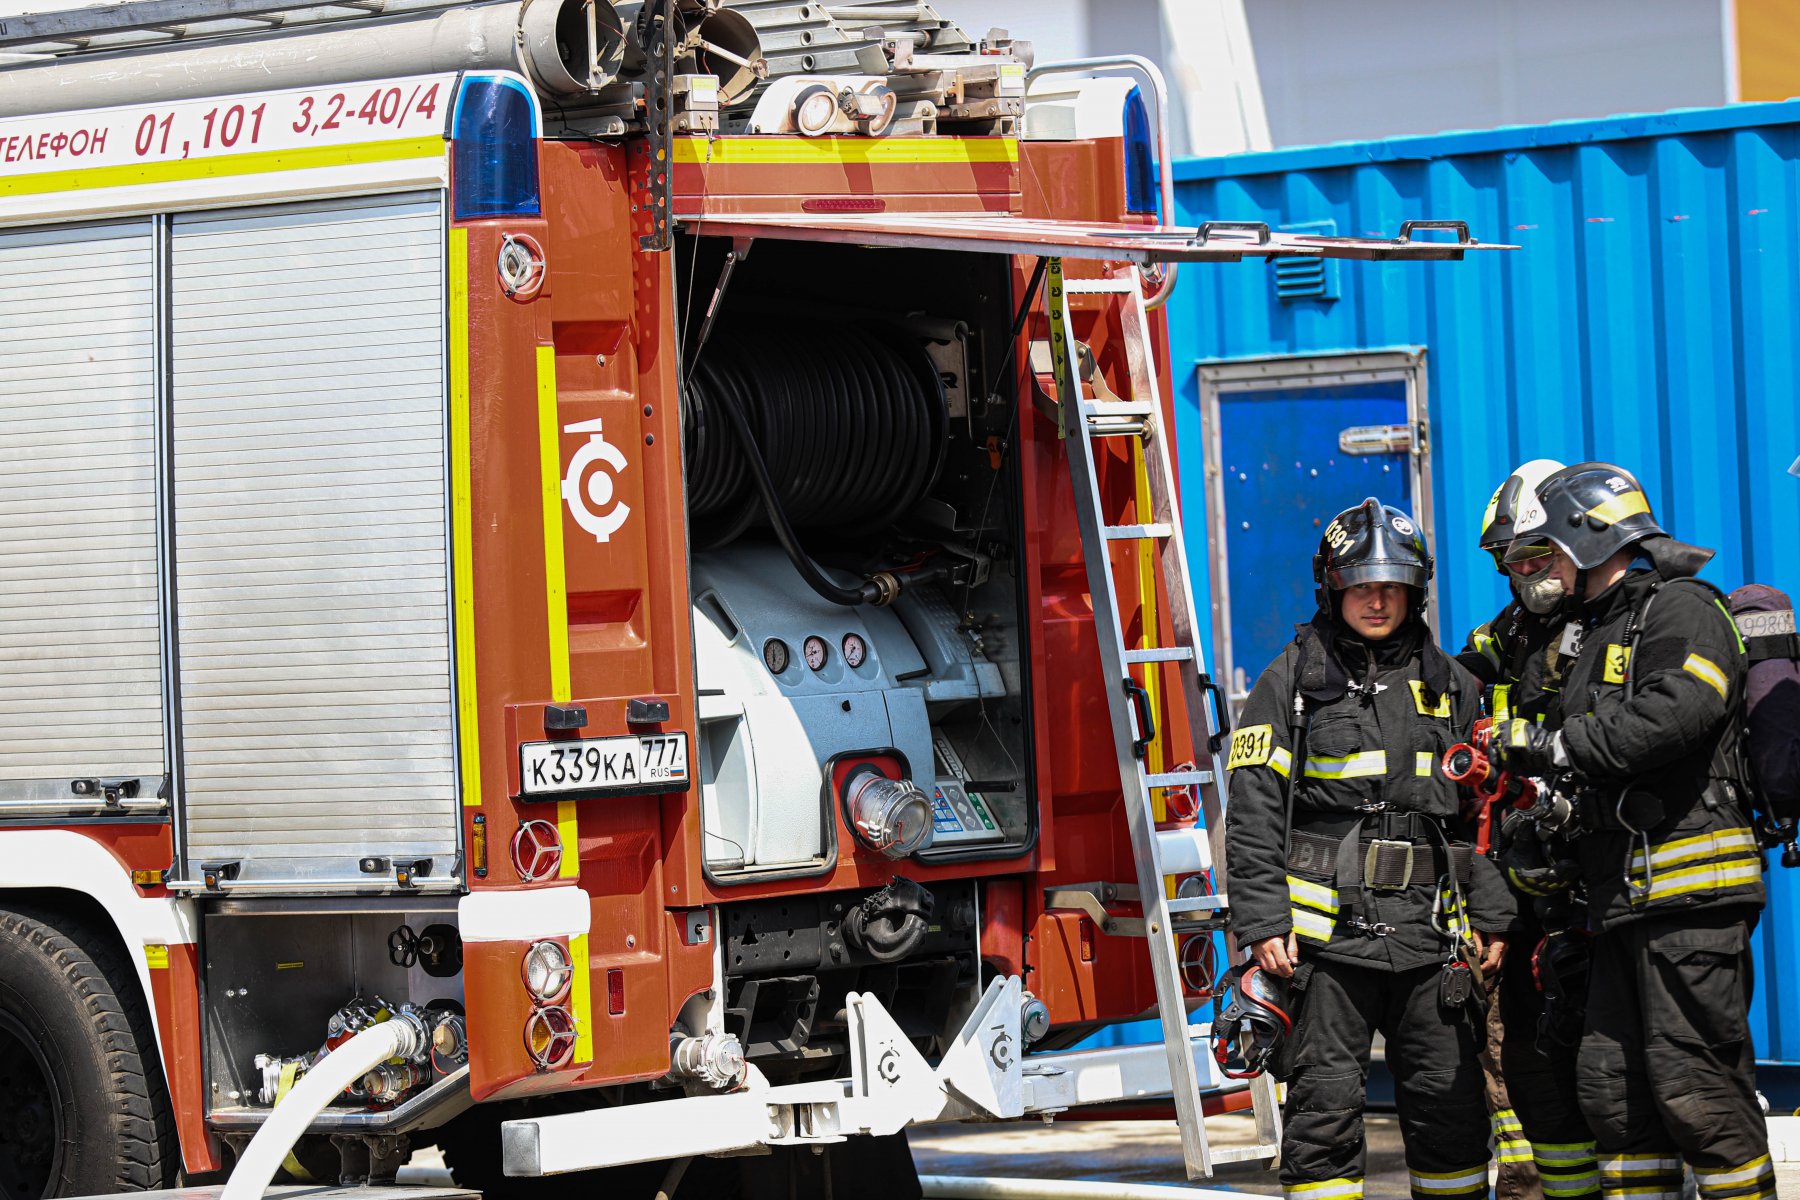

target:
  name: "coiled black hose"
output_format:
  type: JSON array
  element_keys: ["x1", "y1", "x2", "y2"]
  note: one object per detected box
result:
[
  {"x1": 685, "y1": 324, "x2": 947, "y2": 555},
  {"x1": 843, "y1": 877, "x2": 935, "y2": 964}
]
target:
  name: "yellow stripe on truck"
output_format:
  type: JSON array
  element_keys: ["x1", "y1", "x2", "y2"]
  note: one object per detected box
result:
[
  {"x1": 557, "y1": 800, "x2": 581, "y2": 881},
  {"x1": 449, "y1": 227, "x2": 481, "y2": 808},
  {"x1": 569, "y1": 932, "x2": 594, "y2": 1065},
  {"x1": 0, "y1": 135, "x2": 443, "y2": 197},
  {"x1": 535, "y1": 345, "x2": 572, "y2": 704},
  {"x1": 672, "y1": 136, "x2": 1019, "y2": 166}
]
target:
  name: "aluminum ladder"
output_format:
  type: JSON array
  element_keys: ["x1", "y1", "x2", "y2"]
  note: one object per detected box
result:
[{"x1": 1042, "y1": 257, "x2": 1282, "y2": 1180}]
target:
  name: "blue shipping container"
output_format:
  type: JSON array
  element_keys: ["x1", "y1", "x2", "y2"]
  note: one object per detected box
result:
[{"x1": 1160, "y1": 103, "x2": 1800, "y2": 1073}]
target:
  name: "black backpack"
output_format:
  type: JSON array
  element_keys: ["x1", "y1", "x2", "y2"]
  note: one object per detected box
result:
[{"x1": 1621, "y1": 577, "x2": 1800, "y2": 866}]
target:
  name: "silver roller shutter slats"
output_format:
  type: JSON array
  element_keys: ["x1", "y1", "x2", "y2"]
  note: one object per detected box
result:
[
  {"x1": 0, "y1": 223, "x2": 165, "y2": 804},
  {"x1": 172, "y1": 197, "x2": 459, "y2": 886}
]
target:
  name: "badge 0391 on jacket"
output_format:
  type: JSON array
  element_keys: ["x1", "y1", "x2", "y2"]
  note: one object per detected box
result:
[{"x1": 1226, "y1": 496, "x2": 1515, "y2": 1200}]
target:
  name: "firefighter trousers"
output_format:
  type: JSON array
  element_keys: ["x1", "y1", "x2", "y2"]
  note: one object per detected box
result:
[
  {"x1": 1496, "y1": 939, "x2": 1598, "y2": 1200},
  {"x1": 1279, "y1": 957, "x2": 1491, "y2": 1200},
  {"x1": 1576, "y1": 911, "x2": 1775, "y2": 1200},
  {"x1": 1482, "y1": 980, "x2": 1539, "y2": 1200}
]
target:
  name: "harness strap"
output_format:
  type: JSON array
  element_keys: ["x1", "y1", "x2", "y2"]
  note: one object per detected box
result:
[{"x1": 1288, "y1": 829, "x2": 1475, "y2": 885}]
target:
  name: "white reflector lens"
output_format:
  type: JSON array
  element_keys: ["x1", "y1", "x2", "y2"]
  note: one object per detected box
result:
[
  {"x1": 796, "y1": 89, "x2": 837, "y2": 136},
  {"x1": 521, "y1": 939, "x2": 573, "y2": 1003}
]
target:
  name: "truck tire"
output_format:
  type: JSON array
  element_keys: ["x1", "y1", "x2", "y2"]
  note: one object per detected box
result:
[{"x1": 0, "y1": 904, "x2": 178, "y2": 1200}]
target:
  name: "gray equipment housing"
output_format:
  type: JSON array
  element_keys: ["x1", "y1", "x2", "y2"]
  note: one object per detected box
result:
[{"x1": 692, "y1": 543, "x2": 1006, "y2": 878}]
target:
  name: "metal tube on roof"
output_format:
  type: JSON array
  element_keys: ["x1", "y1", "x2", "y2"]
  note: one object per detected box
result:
[{"x1": 0, "y1": 0, "x2": 626, "y2": 118}]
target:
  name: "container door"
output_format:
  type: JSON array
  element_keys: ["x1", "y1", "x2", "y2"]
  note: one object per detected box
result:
[
  {"x1": 0, "y1": 221, "x2": 168, "y2": 819},
  {"x1": 1199, "y1": 351, "x2": 1432, "y2": 709},
  {"x1": 171, "y1": 194, "x2": 459, "y2": 892}
]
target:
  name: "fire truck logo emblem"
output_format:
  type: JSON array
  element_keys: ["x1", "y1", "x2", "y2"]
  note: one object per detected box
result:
[
  {"x1": 987, "y1": 1024, "x2": 1014, "y2": 1070},
  {"x1": 561, "y1": 417, "x2": 631, "y2": 543}
]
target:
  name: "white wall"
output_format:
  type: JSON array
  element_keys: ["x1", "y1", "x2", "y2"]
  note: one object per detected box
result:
[
  {"x1": 952, "y1": 0, "x2": 1733, "y2": 150},
  {"x1": 948, "y1": 0, "x2": 1089, "y2": 68},
  {"x1": 15, "y1": 0, "x2": 1723, "y2": 153},
  {"x1": 1244, "y1": 0, "x2": 1731, "y2": 148}
]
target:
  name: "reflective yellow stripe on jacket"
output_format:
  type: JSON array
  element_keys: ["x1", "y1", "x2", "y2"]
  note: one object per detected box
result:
[
  {"x1": 1492, "y1": 682, "x2": 1513, "y2": 723},
  {"x1": 1682, "y1": 652, "x2": 1729, "y2": 700},
  {"x1": 1471, "y1": 627, "x2": 1501, "y2": 670},
  {"x1": 1288, "y1": 875, "x2": 1338, "y2": 944},
  {"x1": 1303, "y1": 750, "x2": 1387, "y2": 780},
  {"x1": 1627, "y1": 826, "x2": 1763, "y2": 904}
]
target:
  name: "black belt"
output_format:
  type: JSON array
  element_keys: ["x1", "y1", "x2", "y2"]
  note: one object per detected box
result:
[
  {"x1": 1289, "y1": 828, "x2": 1474, "y2": 888},
  {"x1": 1294, "y1": 809, "x2": 1443, "y2": 841}
]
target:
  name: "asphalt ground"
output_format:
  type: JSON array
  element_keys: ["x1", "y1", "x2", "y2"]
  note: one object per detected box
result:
[
  {"x1": 909, "y1": 1115, "x2": 1800, "y2": 1198},
  {"x1": 912, "y1": 1114, "x2": 1411, "y2": 1198},
  {"x1": 405, "y1": 1113, "x2": 1800, "y2": 1197}
]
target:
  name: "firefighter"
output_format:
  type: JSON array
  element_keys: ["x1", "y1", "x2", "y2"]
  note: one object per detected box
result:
[
  {"x1": 1226, "y1": 496, "x2": 1516, "y2": 1200},
  {"x1": 1458, "y1": 459, "x2": 1600, "y2": 1200},
  {"x1": 1491, "y1": 463, "x2": 1773, "y2": 1200}
]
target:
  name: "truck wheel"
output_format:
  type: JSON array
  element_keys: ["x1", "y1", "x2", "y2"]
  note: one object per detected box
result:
[{"x1": 0, "y1": 905, "x2": 178, "y2": 1199}]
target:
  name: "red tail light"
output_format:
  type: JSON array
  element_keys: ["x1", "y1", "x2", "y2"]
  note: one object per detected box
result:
[{"x1": 523, "y1": 1005, "x2": 576, "y2": 1071}]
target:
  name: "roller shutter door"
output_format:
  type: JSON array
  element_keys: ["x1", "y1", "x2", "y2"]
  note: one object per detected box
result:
[
  {"x1": 171, "y1": 195, "x2": 458, "y2": 889},
  {"x1": 0, "y1": 222, "x2": 166, "y2": 813}
]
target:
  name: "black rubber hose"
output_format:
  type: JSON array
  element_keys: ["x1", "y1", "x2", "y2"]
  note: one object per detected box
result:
[
  {"x1": 708, "y1": 364, "x2": 874, "y2": 607},
  {"x1": 683, "y1": 324, "x2": 945, "y2": 543},
  {"x1": 843, "y1": 877, "x2": 935, "y2": 964}
]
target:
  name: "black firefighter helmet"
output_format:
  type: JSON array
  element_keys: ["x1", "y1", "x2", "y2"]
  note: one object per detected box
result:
[
  {"x1": 1211, "y1": 963, "x2": 1294, "y2": 1079},
  {"x1": 1504, "y1": 461, "x2": 1666, "y2": 571},
  {"x1": 1312, "y1": 496, "x2": 1434, "y2": 616}
]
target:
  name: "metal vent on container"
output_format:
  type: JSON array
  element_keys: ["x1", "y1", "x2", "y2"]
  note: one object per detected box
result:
[{"x1": 1274, "y1": 220, "x2": 1341, "y2": 302}]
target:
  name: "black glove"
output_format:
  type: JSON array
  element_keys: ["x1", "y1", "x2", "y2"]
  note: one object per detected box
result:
[
  {"x1": 1490, "y1": 718, "x2": 1565, "y2": 776},
  {"x1": 1494, "y1": 811, "x2": 1576, "y2": 898}
]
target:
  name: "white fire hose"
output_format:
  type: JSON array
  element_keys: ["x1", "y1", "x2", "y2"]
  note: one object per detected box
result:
[{"x1": 220, "y1": 1018, "x2": 427, "y2": 1200}]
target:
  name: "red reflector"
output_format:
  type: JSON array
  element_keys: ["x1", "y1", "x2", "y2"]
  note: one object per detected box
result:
[
  {"x1": 801, "y1": 197, "x2": 886, "y2": 214},
  {"x1": 607, "y1": 968, "x2": 625, "y2": 1016},
  {"x1": 1079, "y1": 918, "x2": 1096, "y2": 963}
]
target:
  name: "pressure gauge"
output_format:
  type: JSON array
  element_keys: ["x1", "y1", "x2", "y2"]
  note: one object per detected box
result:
[
  {"x1": 762, "y1": 638, "x2": 790, "y2": 675},
  {"x1": 803, "y1": 635, "x2": 829, "y2": 671},
  {"x1": 842, "y1": 633, "x2": 867, "y2": 669}
]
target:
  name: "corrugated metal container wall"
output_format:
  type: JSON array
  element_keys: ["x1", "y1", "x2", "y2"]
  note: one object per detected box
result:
[{"x1": 1165, "y1": 103, "x2": 1800, "y2": 1066}]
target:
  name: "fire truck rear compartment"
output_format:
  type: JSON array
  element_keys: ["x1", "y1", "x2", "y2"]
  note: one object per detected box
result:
[
  {"x1": 679, "y1": 236, "x2": 1036, "y2": 880},
  {"x1": 203, "y1": 906, "x2": 467, "y2": 1128}
]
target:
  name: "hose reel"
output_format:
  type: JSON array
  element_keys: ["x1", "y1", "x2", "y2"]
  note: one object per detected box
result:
[{"x1": 684, "y1": 322, "x2": 948, "y2": 553}]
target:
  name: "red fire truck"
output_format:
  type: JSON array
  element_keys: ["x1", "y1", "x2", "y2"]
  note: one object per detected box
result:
[{"x1": 0, "y1": 2, "x2": 1494, "y2": 1196}]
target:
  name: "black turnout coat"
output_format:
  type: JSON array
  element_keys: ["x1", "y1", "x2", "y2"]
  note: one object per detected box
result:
[
  {"x1": 1557, "y1": 540, "x2": 1764, "y2": 932},
  {"x1": 1226, "y1": 617, "x2": 1518, "y2": 972}
]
